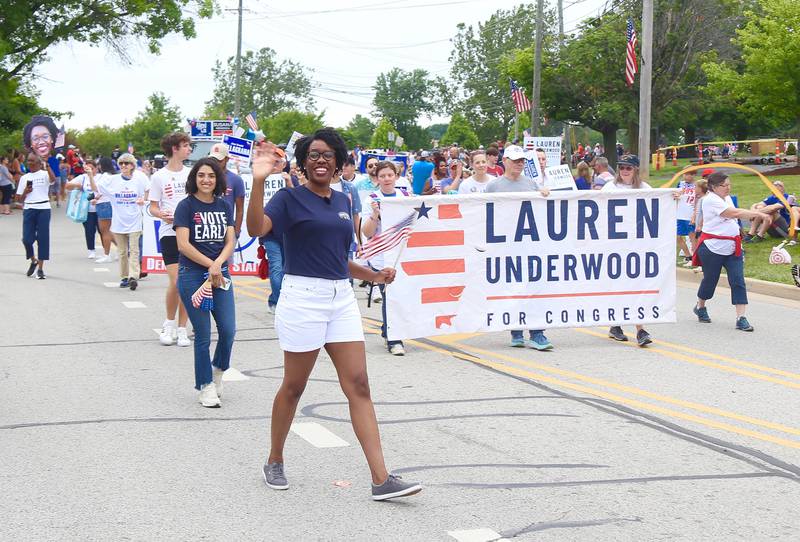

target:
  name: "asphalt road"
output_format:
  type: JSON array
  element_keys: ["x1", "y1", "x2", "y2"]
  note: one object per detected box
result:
[{"x1": 3, "y1": 209, "x2": 800, "y2": 541}]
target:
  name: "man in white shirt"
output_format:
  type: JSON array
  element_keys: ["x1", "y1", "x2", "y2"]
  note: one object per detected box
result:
[{"x1": 149, "y1": 132, "x2": 192, "y2": 346}]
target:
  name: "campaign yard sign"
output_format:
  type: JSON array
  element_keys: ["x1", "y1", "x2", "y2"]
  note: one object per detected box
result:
[
  {"x1": 380, "y1": 190, "x2": 677, "y2": 340},
  {"x1": 524, "y1": 136, "x2": 562, "y2": 167},
  {"x1": 545, "y1": 165, "x2": 577, "y2": 190},
  {"x1": 222, "y1": 135, "x2": 253, "y2": 165},
  {"x1": 190, "y1": 121, "x2": 213, "y2": 140}
]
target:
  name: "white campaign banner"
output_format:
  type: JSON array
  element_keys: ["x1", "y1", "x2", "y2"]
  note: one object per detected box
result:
[
  {"x1": 381, "y1": 190, "x2": 676, "y2": 340},
  {"x1": 142, "y1": 172, "x2": 283, "y2": 276},
  {"x1": 523, "y1": 136, "x2": 562, "y2": 167}
]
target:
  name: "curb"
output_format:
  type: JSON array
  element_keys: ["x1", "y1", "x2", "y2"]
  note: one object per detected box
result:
[{"x1": 677, "y1": 267, "x2": 800, "y2": 301}]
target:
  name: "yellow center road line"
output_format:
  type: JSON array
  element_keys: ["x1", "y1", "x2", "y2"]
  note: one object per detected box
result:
[
  {"x1": 442, "y1": 340, "x2": 800, "y2": 438},
  {"x1": 575, "y1": 328, "x2": 800, "y2": 390},
  {"x1": 233, "y1": 286, "x2": 268, "y2": 303},
  {"x1": 402, "y1": 339, "x2": 800, "y2": 450}
]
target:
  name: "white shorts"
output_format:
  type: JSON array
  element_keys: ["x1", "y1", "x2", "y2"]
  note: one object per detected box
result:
[{"x1": 274, "y1": 274, "x2": 365, "y2": 352}]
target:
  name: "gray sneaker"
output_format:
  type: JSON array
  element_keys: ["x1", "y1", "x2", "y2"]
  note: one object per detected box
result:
[
  {"x1": 371, "y1": 474, "x2": 422, "y2": 501},
  {"x1": 262, "y1": 462, "x2": 289, "y2": 490}
]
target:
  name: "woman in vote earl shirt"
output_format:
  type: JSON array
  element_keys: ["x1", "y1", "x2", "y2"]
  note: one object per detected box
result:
[{"x1": 247, "y1": 128, "x2": 422, "y2": 502}]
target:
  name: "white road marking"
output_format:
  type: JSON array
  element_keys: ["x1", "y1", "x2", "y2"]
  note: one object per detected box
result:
[
  {"x1": 290, "y1": 422, "x2": 349, "y2": 448},
  {"x1": 447, "y1": 529, "x2": 508, "y2": 542},
  {"x1": 103, "y1": 282, "x2": 120, "y2": 288},
  {"x1": 122, "y1": 301, "x2": 146, "y2": 309},
  {"x1": 93, "y1": 267, "x2": 110, "y2": 272},
  {"x1": 222, "y1": 367, "x2": 250, "y2": 381}
]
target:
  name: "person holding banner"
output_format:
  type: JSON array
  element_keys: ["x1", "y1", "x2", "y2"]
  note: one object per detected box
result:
[
  {"x1": 692, "y1": 173, "x2": 772, "y2": 332},
  {"x1": 486, "y1": 145, "x2": 553, "y2": 351},
  {"x1": 601, "y1": 155, "x2": 665, "y2": 345},
  {"x1": 174, "y1": 157, "x2": 237, "y2": 407},
  {"x1": 246, "y1": 128, "x2": 422, "y2": 502},
  {"x1": 361, "y1": 161, "x2": 410, "y2": 356},
  {"x1": 149, "y1": 132, "x2": 192, "y2": 346}
]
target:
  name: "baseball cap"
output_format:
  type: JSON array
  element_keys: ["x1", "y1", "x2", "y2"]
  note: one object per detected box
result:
[
  {"x1": 618, "y1": 154, "x2": 640, "y2": 168},
  {"x1": 208, "y1": 142, "x2": 230, "y2": 161},
  {"x1": 420, "y1": 150, "x2": 431, "y2": 158},
  {"x1": 503, "y1": 145, "x2": 533, "y2": 161},
  {"x1": 701, "y1": 168, "x2": 715, "y2": 178}
]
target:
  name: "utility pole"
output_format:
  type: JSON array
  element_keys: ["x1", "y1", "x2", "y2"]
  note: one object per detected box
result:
[
  {"x1": 531, "y1": 0, "x2": 545, "y2": 136},
  {"x1": 233, "y1": 0, "x2": 244, "y2": 120},
  {"x1": 637, "y1": 0, "x2": 654, "y2": 179},
  {"x1": 558, "y1": 0, "x2": 570, "y2": 162}
]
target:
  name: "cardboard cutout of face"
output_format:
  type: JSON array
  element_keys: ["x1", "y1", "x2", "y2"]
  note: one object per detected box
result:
[{"x1": 23, "y1": 115, "x2": 59, "y2": 160}]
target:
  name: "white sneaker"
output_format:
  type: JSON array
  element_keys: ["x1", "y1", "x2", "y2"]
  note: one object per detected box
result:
[
  {"x1": 389, "y1": 343, "x2": 406, "y2": 356},
  {"x1": 87, "y1": 250, "x2": 96, "y2": 259},
  {"x1": 176, "y1": 327, "x2": 191, "y2": 347},
  {"x1": 213, "y1": 367, "x2": 225, "y2": 398},
  {"x1": 198, "y1": 382, "x2": 221, "y2": 408},
  {"x1": 95, "y1": 254, "x2": 111, "y2": 263},
  {"x1": 159, "y1": 323, "x2": 176, "y2": 346}
]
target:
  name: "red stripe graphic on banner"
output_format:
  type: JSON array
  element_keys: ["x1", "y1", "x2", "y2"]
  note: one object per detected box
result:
[
  {"x1": 486, "y1": 289, "x2": 660, "y2": 301},
  {"x1": 435, "y1": 315, "x2": 456, "y2": 329},
  {"x1": 402, "y1": 259, "x2": 465, "y2": 276},
  {"x1": 421, "y1": 286, "x2": 465, "y2": 304},
  {"x1": 407, "y1": 230, "x2": 465, "y2": 248},
  {"x1": 437, "y1": 204, "x2": 462, "y2": 219}
]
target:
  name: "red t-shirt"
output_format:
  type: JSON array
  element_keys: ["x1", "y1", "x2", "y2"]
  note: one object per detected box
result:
[{"x1": 486, "y1": 164, "x2": 504, "y2": 177}]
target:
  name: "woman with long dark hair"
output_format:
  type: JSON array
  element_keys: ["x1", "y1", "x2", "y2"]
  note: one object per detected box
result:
[
  {"x1": 247, "y1": 128, "x2": 422, "y2": 501},
  {"x1": 174, "y1": 157, "x2": 236, "y2": 407}
]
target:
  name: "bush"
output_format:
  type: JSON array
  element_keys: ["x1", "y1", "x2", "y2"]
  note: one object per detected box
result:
[{"x1": 786, "y1": 143, "x2": 797, "y2": 156}]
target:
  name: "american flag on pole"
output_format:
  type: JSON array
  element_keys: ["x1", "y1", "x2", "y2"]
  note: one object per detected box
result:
[
  {"x1": 358, "y1": 211, "x2": 416, "y2": 261},
  {"x1": 510, "y1": 79, "x2": 532, "y2": 113},
  {"x1": 625, "y1": 18, "x2": 638, "y2": 87},
  {"x1": 245, "y1": 110, "x2": 259, "y2": 131}
]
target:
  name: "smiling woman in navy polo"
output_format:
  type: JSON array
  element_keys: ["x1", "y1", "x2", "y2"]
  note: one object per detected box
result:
[{"x1": 246, "y1": 128, "x2": 422, "y2": 502}]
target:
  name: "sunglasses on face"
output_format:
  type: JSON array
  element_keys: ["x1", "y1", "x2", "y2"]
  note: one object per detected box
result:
[{"x1": 618, "y1": 165, "x2": 634, "y2": 171}]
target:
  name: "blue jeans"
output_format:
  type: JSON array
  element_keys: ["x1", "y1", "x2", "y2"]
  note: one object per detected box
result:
[
  {"x1": 83, "y1": 211, "x2": 99, "y2": 250},
  {"x1": 177, "y1": 266, "x2": 236, "y2": 390},
  {"x1": 510, "y1": 329, "x2": 545, "y2": 340},
  {"x1": 264, "y1": 239, "x2": 284, "y2": 307},
  {"x1": 697, "y1": 244, "x2": 748, "y2": 305},
  {"x1": 22, "y1": 208, "x2": 51, "y2": 260}
]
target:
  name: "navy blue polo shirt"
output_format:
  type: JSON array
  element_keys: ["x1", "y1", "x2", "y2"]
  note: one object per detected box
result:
[{"x1": 264, "y1": 185, "x2": 353, "y2": 280}]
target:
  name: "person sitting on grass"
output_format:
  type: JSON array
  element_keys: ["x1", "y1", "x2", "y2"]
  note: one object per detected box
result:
[{"x1": 744, "y1": 180, "x2": 793, "y2": 243}]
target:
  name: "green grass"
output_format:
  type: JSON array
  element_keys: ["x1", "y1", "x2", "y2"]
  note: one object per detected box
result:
[{"x1": 650, "y1": 164, "x2": 800, "y2": 286}]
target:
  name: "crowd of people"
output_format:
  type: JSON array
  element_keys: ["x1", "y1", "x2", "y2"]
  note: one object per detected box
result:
[{"x1": 10, "y1": 121, "x2": 800, "y2": 501}]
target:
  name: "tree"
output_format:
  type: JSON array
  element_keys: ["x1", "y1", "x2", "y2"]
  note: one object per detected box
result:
[
  {"x1": 123, "y1": 93, "x2": 183, "y2": 157},
  {"x1": 426, "y1": 123, "x2": 449, "y2": 142},
  {"x1": 447, "y1": 4, "x2": 556, "y2": 143},
  {"x1": 205, "y1": 48, "x2": 314, "y2": 120},
  {"x1": 338, "y1": 114, "x2": 375, "y2": 148},
  {"x1": 0, "y1": 79, "x2": 50, "y2": 151},
  {"x1": 372, "y1": 68, "x2": 436, "y2": 136},
  {"x1": 75, "y1": 126, "x2": 123, "y2": 157},
  {"x1": 441, "y1": 112, "x2": 480, "y2": 149},
  {"x1": 262, "y1": 110, "x2": 324, "y2": 145},
  {"x1": 0, "y1": 1, "x2": 213, "y2": 81},
  {"x1": 704, "y1": 0, "x2": 800, "y2": 142},
  {"x1": 370, "y1": 118, "x2": 399, "y2": 149}
]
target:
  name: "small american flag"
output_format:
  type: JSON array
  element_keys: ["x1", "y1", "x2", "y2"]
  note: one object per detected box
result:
[
  {"x1": 358, "y1": 211, "x2": 416, "y2": 261},
  {"x1": 245, "y1": 110, "x2": 259, "y2": 131},
  {"x1": 625, "y1": 19, "x2": 638, "y2": 87},
  {"x1": 510, "y1": 79, "x2": 532, "y2": 113},
  {"x1": 127, "y1": 142, "x2": 134, "y2": 154},
  {"x1": 191, "y1": 279, "x2": 214, "y2": 311}
]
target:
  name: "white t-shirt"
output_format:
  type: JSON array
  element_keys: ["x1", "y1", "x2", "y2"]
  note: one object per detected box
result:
[
  {"x1": 98, "y1": 174, "x2": 148, "y2": 234},
  {"x1": 458, "y1": 175, "x2": 495, "y2": 194},
  {"x1": 701, "y1": 192, "x2": 739, "y2": 255},
  {"x1": 362, "y1": 188, "x2": 410, "y2": 269},
  {"x1": 395, "y1": 176, "x2": 411, "y2": 191},
  {"x1": 16, "y1": 170, "x2": 52, "y2": 210},
  {"x1": 330, "y1": 181, "x2": 343, "y2": 192},
  {"x1": 600, "y1": 180, "x2": 652, "y2": 192},
  {"x1": 677, "y1": 180, "x2": 696, "y2": 220},
  {"x1": 70, "y1": 173, "x2": 98, "y2": 212},
  {"x1": 149, "y1": 166, "x2": 189, "y2": 238}
]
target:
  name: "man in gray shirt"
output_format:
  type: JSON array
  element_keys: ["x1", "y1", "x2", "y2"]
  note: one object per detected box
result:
[{"x1": 485, "y1": 145, "x2": 553, "y2": 351}]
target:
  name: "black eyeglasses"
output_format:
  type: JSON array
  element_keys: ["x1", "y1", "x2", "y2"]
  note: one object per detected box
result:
[{"x1": 308, "y1": 151, "x2": 335, "y2": 161}]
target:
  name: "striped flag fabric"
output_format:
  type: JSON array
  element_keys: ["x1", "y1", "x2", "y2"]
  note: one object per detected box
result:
[
  {"x1": 358, "y1": 211, "x2": 417, "y2": 261},
  {"x1": 625, "y1": 18, "x2": 638, "y2": 87},
  {"x1": 191, "y1": 279, "x2": 214, "y2": 311},
  {"x1": 245, "y1": 111, "x2": 259, "y2": 131},
  {"x1": 509, "y1": 79, "x2": 532, "y2": 113}
]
